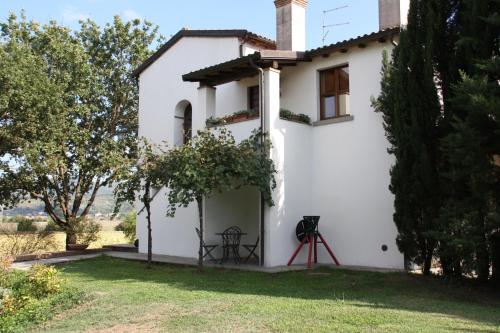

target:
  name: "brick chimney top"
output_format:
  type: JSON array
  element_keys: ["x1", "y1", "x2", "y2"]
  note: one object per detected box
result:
[
  {"x1": 274, "y1": 0, "x2": 308, "y2": 51},
  {"x1": 274, "y1": 0, "x2": 308, "y2": 8}
]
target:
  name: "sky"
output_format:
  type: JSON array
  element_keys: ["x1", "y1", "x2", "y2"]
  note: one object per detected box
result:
[{"x1": 0, "y1": 0, "x2": 380, "y2": 49}]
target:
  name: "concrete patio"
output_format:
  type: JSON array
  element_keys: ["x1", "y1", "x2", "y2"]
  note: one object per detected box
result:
[{"x1": 12, "y1": 250, "x2": 404, "y2": 273}]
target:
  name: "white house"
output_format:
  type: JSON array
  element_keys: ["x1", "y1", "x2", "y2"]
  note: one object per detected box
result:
[{"x1": 134, "y1": 0, "x2": 409, "y2": 270}]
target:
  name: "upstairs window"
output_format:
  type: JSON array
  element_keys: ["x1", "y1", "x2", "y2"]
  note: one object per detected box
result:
[
  {"x1": 319, "y1": 65, "x2": 350, "y2": 120},
  {"x1": 248, "y1": 85, "x2": 260, "y2": 112}
]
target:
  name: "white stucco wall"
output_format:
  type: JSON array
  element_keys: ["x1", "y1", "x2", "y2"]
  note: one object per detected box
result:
[
  {"x1": 265, "y1": 117, "x2": 313, "y2": 267},
  {"x1": 137, "y1": 34, "x2": 403, "y2": 269},
  {"x1": 267, "y1": 41, "x2": 403, "y2": 269},
  {"x1": 137, "y1": 36, "x2": 258, "y2": 258}
]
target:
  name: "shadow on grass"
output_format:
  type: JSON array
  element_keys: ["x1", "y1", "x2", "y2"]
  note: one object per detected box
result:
[{"x1": 58, "y1": 255, "x2": 500, "y2": 329}]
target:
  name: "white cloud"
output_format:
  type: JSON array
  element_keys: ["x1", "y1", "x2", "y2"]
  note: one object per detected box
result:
[
  {"x1": 62, "y1": 6, "x2": 90, "y2": 22},
  {"x1": 121, "y1": 9, "x2": 142, "y2": 21}
]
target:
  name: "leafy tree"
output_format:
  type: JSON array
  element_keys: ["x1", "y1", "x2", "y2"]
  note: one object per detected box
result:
[
  {"x1": 114, "y1": 141, "x2": 165, "y2": 267},
  {"x1": 159, "y1": 128, "x2": 276, "y2": 271},
  {"x1": 0, "y1": 13, "x2": 161, "y2": 248}
]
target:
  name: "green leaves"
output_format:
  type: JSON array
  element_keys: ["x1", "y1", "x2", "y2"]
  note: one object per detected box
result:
[
  {"x1": 0, "y1": 13, "x2": 161, "y2": 238},
  {"x1": 158, "y1": 128, "x2": 276, "y2": 218},
  {"x1": 373, "y1": 0, "x2": 500, "y2": 279}
]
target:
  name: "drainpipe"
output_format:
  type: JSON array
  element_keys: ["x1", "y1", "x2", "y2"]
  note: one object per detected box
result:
[
  {"x1": 249, "y1": 55, "x2": 265, "y2": 267},
  {"x1": 248, "y1": 55, "x2": 265, "y2": 141}
]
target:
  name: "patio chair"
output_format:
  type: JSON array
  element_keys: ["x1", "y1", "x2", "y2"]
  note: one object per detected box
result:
[
  {"x1": 220, "y1": 226, "x2": 243, "y2": 264},
  {"x1": 195, "y1": 228, "x2": 218, "y2": 261},
  {"x1": 242, "y1": 237, "x2": 259, "y2": 263}
]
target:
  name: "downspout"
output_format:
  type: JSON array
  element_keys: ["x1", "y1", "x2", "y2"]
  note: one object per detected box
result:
[
  {"x1": 248, "y1": 56, "x2": 265, "y2": 141},
  {"x1": 249, "y1": 55, "x2": 265, "y2": 267}
]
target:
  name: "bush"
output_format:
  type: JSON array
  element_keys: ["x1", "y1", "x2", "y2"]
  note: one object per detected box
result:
[
  {"x1": 25, "y1": 265, "x2": 61, "y2": 299},
  {"x1": 0, "y1": 232, "x2": 57, "y2": 257},
  {"x1": 0, "y1": 257, "x2": 13, "y2": 288},
  {"x1": 0, "y1": 263, "x2": 78, "y2": 333},
  {"x1": 115, "y1": 211, "x2": 136, "y2": 242},
  {"x1": 72, "y1": 218, "x2": 101, "y2": 245},
  {"x1": 44, "y1": 220, "x2": 62, "y2": 232},
  {"x1": 16, "y1": 219, "x2": 36, "y2": 232},
  {"x1": 6, "y1": 216, "x2": 38, "y2": 232},
  {"x1": 0, "y1": 287, "x2": 83, "y2": 333}
]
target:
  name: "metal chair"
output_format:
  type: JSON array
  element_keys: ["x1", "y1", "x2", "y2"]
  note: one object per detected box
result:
[
  {"x1": 195, "y1": 228, "x2": 217, "y2": 261},
  {"x1": 242, "y1": 237, "x2": 259, "y2": 263},
  {"x1": 220, "y1": 226, "x2": 243, "y2": 264}
]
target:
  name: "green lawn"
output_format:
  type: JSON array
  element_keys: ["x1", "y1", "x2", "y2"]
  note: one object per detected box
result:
[{"x1": 37, "y1": 256, "x2": 499, "y2": 333}]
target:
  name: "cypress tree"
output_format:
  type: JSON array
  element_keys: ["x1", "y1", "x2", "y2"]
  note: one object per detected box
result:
[
  {"x1": 374, "y1": 0, "x2": 499, "y2": 279},
  {"x1": 373, "y1": 0, "x2": 461, "y2": 274},
  {"x1": 440, "y1": 0, "x2": 500, "y2": 281}
]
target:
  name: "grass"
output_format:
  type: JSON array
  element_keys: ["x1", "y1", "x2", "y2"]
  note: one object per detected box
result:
[{"x1": 36, "y1": 256, "x2": 500, "y2": 333}]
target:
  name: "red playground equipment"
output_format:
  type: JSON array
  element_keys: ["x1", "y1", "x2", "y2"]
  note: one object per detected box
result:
[{"x1": 287, "y1": 216, "x2": 340, "y2": 268}]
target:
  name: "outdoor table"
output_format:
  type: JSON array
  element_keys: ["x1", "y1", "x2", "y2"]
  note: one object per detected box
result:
[{"x1": 216, "y1": 231, "x2": 247, "y2": 264}]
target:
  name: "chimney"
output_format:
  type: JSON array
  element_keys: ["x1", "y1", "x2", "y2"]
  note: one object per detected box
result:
[
  {"x1": 274, "y1": 0, "x2": 307, "y2": 51},
  {"x1": 378, "y1": 0, "x2": 409, "y2": 30}
]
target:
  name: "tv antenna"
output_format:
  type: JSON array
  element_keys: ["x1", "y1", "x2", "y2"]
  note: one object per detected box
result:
[{"x1": 322, "y1": 5, "x2": 350, "y2": 45}]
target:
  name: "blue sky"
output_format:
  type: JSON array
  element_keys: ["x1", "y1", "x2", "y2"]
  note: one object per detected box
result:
[{"x1": 0, "y1": 0, "x2": 379, "y2": 49}]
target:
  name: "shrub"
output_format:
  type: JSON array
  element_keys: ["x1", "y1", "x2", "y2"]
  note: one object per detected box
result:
[
  {"x1": 0, "y1": 263, "x2": 67, "y2": 332},
  {"x1": 44, "y1": 220, "x2": 62, "y2": 232},
  {"x1": 206, "y1": 116, "x2": 222, "y2": 126},
  {"x1": 279, "y1": 109, "x2": 311, "y2": 124},
  {"x1": 25, "y1": 265, "x2": 61, "y2": 299},
  {"x1": 73, "y1": 218, "x2": 101, "y2": 245},
  {"x1": 279, "y1": 108, "x2": 293, "y2": 119},
  {"x1": 297, "y1": 113, "x2": 311, "y2": 124},
  {"x1": 0, "y1": 287, "x2": 83, "y2": 333},
  {"x1": 0, "y1": 257, "x2": 13, "y2": 273},
  {"x1": 0, "y1": 290, "x2": 15, "y2": 315},
  {"x1": 0, "y1": 232, "x2": 57, "y2": 257},
  {"x1": 115, "y1": 211, "x2": 136, "y2": 242},
  {"x1": 0, "y1": 257, "x2": 13, "y2": 288},
  {"x1": 16, "y1": 219, "x2": 37, "y2": 232}
]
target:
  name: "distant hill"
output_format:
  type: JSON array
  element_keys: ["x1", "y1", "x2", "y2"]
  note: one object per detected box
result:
[{"x1": 2, "y1": 187, "x2": 132, "y2": 218}]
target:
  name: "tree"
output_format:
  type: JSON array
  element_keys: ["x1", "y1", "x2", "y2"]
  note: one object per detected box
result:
[
  {"x1": 114, "y1": 141, "x2": 165, "y2": 267},
  {"x1": 439, "y1": 0, "x2": 500, "y2": 281},
  {"x1": 159, "y1": 128, "x2": 276, "y2": 271},
  {"x1": 372, "y1": 0, "x2": 444, "y2": 274},
  {"x1": 0, "y1": 13, "x2": 161, "y2": 248},
  {"x1": 374, "y1": 0, "x2": 500, "y2": 279}
]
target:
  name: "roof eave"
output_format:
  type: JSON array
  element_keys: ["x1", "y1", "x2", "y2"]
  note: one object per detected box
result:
[
  {"x1": 306, "y1": 27, "x2": 400, "y2": 58},
  {"x1": 182, "y1": 51, "x2": 311, "y2": 86},
  {"x1": 132, "y1": 29, "x2": 276, "y2": 78}
]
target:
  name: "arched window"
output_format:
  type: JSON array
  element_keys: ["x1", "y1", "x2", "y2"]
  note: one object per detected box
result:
[
  {"x1": 183, "y1": 104, "x2": 192, "y2": 144},
  {"x1": 174, "y1": 100, "x2": 192, "y2": 146}
]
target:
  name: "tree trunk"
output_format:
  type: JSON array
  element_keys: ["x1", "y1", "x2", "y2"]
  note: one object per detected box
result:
[
  {"x1": 422, "y1": 247, "x2": 433, "y2": 276},
  {"x1": 476, "y1": 217, "x2": 490, "y2": 282},
  {"x1": 65, "y1": 231, "x2": 77, "y2": 250},
  {"x1": 491, "y1": 231, "x2": 500, "y2": 285},
  {"x1": 196, "y1": 196, "x2": 204, "y2": 272},
  {"x1": 144, "y1": 180, "x2": 152, "y2": 268},
  {"x1": 476, "y1": 243, "x2": 490, "y2": 282}
]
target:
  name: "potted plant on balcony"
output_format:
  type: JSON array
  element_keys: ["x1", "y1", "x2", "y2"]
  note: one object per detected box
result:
[
  {"x1": 279, "y1": 108, "x2": 293, "y2": 120},
  {"x1": 232, "y1": 110, "x2": 251, "y2": 122},
  {"x1": 66, "y1": 218, "x2": 101, "y2": 251},
  {"x1": 206, "y1": 116, "x2": 222, "y2": 127}
]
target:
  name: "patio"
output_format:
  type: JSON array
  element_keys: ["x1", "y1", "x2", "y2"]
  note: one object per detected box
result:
[{"x1": 203, "y1": 186, "x2": 262, "y2": 266}]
